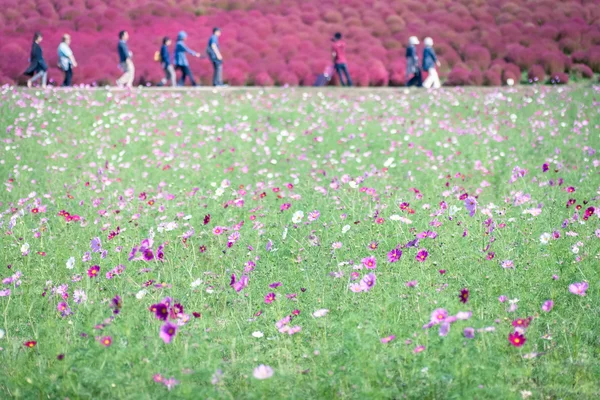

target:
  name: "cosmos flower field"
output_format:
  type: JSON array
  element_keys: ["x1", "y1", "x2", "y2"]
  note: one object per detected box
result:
[{"x1": 0, "y1": 85, "x2": 599, "y2": 399}]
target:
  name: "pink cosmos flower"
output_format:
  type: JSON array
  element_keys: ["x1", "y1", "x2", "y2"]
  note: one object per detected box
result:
[
  {"x1": 414, "y1": 345, "x2": 426, "y2": 353},
  {"x1": 464, "y1": 196, "x2": 477, "y2": 217},
  {"x1": 541, "y1": 300, "x2": 554, "y2": 312},
  {"x1": 380, "y1": 335, "x2": 395, "y2": 343},
  {"x1": 264, "y1": 292, "x2": 276, "y2": 304},
  {"x1": 359, "y1": 273, "x2": 376, "y2": 292},
  {"x1": 160, "y1": 322, "x2": 177, "y2": 344},
  {"x1": 362, "y1": 256, "x2": 377, "y2": 269},
  {"x1": 568, "y1": 281, "x2": 588, "y2": 296},
  {"x1": 230, "y1": 274, "x2": 249, "y2": 292},
  {"x1": 430, "y1": 308, "x2": 448, "y2": 325}
]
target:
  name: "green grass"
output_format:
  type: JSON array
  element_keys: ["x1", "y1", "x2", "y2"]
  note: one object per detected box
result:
[{"x1": 0, "y1": 85, "x2": 599, "y2": 399}]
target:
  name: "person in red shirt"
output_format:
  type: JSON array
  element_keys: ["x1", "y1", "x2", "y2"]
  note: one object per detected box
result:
[{"x1": 331, "y1": 32, "x2": 352, "y2": 86}]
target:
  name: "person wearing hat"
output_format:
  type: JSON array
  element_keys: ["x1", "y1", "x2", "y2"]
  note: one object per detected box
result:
[
  {"x1": 405, "y1": 36, "x2": 421, "y2": 87},
  {"x1": 422, "y1": 37, "x2": 441, "y2": 89},
  {"x1": 174, "y1": 31, "x2": 201, "y2": 86}
]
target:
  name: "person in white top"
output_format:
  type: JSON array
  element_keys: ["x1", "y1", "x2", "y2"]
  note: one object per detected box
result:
[{"x1": 57, "y1": 34, "x2": 77, "y2": 87}]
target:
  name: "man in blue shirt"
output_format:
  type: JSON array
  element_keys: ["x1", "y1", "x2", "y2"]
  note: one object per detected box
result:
[
  {"x1": 174, "y1": 31, "x2": 201, "y2": 86},
  {"x1": 206, "y1": 27, "x2": 223, "y2": 86},
  {"x1": 116, "y1": 30, "x2": 134, "y2": 88}
]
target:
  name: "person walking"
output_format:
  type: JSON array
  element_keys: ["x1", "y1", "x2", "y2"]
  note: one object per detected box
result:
[
  {"x1": 57, "y1": 34, "x2": 77, "y2": 87},
  {"x1": 116, "y1": 30, "x2": 134, "y2": 88},
  {"x1": 331, "y1": 32, "x2": 352, "y2": 86},
  {"x1": 24, "y1": 32, "x2": 48, "y2": 88},
  {"x1": 159, "y1": 37, "x2": 176, "y2": 87},
  {"x1": 405, "y1": 36, "x2": 421, "y2": 87},
  {"x1": 207, "y1": 27, "x2": 223, "y2": 86},
  {"x1": 422, "y1": 37, "x2": 441, "y2": 89},
  {"x1": 174, "y1": 31, "x2": 200, "y2": 86}
]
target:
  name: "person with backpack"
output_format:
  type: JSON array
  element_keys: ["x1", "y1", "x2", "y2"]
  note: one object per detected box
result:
[
  {"x1": 57, "y1": 34, "x2": 77, "y2": 87},
  {"x1": 331, "y1": 32, "x2": 352, "y2": 86},
  {"x1": 158, "y1": 37, "x2": 175, "y2": 87},
  {"x1": 422, "y1": 37, "x2": 441, "y2": 89},
  {"x1": 24, "y1": 32, "x2": 48, "y2": 88},
  {"x1": 116, "y1": 30, "x2": 134, "y2": 88},
  {"x1": 206, "y1": 27, "x2": 223, "y2": 87},
  {"x1": 405, "y1": 36, "x2": 421, "y2": 87},
  {"x1": 174, "y1": 31, "x2": 200, "y2": 86}
]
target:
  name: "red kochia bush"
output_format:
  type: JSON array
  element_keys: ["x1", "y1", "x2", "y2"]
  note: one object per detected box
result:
[
  {"x1": 527, "y1": 65, "x2": 545, "y2": 83},
  {"x1": 570, "y1": 63, "x2": 593, "y2": 79},
  {"x1": 547, "y1": 72, "x2": 569, "y2": 84},
  {"x1": 483, "y1": 69, "x2": 502, "y2": 86},
  {"x1": 251, "y1": 72, "x2": 274, "y2": 86},
  {"x1": 446, "y1": 67, "x2": 471, "y2": 86}
]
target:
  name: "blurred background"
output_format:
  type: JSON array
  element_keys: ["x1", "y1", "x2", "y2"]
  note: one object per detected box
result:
[{"x1": 0, "y1": 0, "x2": 599, "y2": 86}]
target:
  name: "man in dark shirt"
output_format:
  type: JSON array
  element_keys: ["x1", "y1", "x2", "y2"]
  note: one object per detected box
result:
[
  {"x1": 332, "y1": 32, "x2": 352, "y2": 86},
  {"x1": 207, "y1": 27, "x2": 223, "y2": 86},
  {"x1": 116, "y1": 30, "x2": 134, "y2": 88},
  {"x1": 159, "y1": 37, "x2": 175, "y2": 87}
]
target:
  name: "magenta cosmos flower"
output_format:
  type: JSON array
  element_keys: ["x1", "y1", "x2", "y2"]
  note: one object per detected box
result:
[
  {"x1": 160, "y1": 322, "x2": 177, "y2": 344},
  {"x1": 568, "y1": 281, "x2": 588, "y2": 296},
  {"x1": 387, "y1": 248, "x2": 402, "y2": 263},
  {"x1": 87, "y1": 265, "x2": 100, "y2": 278},
  {"x1": 415, "y1": 249, "x2": 428, "y2": 262}
]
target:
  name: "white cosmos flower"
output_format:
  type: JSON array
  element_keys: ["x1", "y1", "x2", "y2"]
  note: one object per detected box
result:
[
  {"x1": 21, "y1": 243, "x2": 30, "y2": 254},
  {"x1": 342, "y1": 225, "x2": 350, "y2": 234},
  {"x1": 539, "y1": 233, "x2": 551, "y2": 245},
  {"x1": 571, "y1": 246, "x2": 579, "y2": 254},
  {"x1": 252, "y1": 331, "x2": 264, "y2": 338},
  {"x1": 313, "y1": 309, "x2": 329, "y2": 318},
  {"x1": 292, "y1": 211, "x2": 304, "y2": 224},
  {"x1": 135, "y1": 289, "x2": 147, "y2": 299},
  {"x1": 66, "y1": 256, "x2": 75, "y2": 269},
  {"x1": 191, "y1": 279, "x2": 203, "y2": 288}
]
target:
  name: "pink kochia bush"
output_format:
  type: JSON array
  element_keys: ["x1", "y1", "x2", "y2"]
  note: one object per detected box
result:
[{"x1": 0, "y1": 0, "x2": 598, "y2": 86}]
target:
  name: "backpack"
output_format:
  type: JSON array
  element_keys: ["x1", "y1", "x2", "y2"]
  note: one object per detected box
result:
[{"x1": 154, "y1": 51, "x2": 161, "y2": 62}]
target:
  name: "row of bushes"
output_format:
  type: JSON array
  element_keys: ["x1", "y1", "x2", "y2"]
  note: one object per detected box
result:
[{"x1": 0, "y1": 0, "x2": 599, "y2": 85}]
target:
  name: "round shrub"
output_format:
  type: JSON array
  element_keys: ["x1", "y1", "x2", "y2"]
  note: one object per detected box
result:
[
  {"x1": 483, "y1": 69, "x2": 502, "y2": 86},
  {"x1": 446, "y1": 67, "x2": 471, "y2": 86},
  {"x1": 276, "y1": 71, "x2": 299, "y2": 86},
  {"x1": 226, "y1": 67, "x2": 248, "y2": 86},
  {"x1": 527, "y1": 65, "x2": 545, "y2": 83},
  {"x1": 570, "y1": 63, "x2": 593, "y2": 79},
  {"x1": 547, "y1": 72, "x2": 569, "y2": 84},
  {"x1": 502, "y1": 63, "x2": 521, "y2": 84},
  {"x1": 463, "y1": 45, "x2": 491, "y2": 70},
  {"x1": 251, "y1": 72, "x2": 273, "y2": 86},
  {"x1": 468, "y1": 68, "x2": 483, "y2": 85}
]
